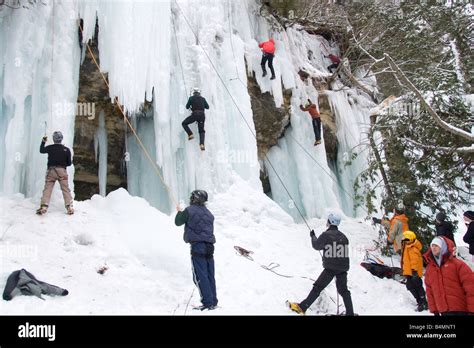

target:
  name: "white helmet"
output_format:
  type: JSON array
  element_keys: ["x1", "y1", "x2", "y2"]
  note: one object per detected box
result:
[{"x1": 192, "y1": 87, "x2": 201, "y2": 95}]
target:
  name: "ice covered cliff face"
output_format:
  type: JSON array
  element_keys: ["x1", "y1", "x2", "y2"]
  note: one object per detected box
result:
[{"x1": 0, "y1": 0, "x2": 375, "y2": 219}]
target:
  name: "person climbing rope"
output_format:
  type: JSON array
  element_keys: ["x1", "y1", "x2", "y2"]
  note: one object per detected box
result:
[
  {"x1": 175, "y1": 190, "x2": 218, "y2": 311},
  {"x1": 325, "y1": 54, "x2": 341, "y2": 74},
  {"x1": 182, "y1": 88, "x2": 209, "y2": 151},
  {"x1": 37, "y1": 131, "x2": 73, "y2": 215},
  {"x1": 400, "y1": 231, "x2": 428, "y2": 312},
  {"x1": 299, "y1": 99, "x2": 322, "y2": 146},
  {"x1": 372, "y1": 202, "x2": 409, "y2": 253},
  {"x1": 287, "y1": 213, "x2": 354, "y2": 315},
  {"x1": 259, "y1": 38, "x2": 276, "y2": 80}
]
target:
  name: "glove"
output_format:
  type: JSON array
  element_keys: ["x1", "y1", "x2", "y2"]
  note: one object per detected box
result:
[
  {"x1": 310, "y1": 230, "x2": 315, "y2": 238},
  {"x1": 372, "y1": 217, "x2": 381, "y2": 224},
  {"x1": 42, "y1": 136, "x2": 47, "y2": 142},
  {"x1": 434, "y1": 312, "x2": 440, "y2": 316}
]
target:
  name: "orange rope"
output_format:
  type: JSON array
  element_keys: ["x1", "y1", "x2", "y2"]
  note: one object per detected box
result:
[{"x1": 78, "y1": 20, "x2": 179, "y2": 207}]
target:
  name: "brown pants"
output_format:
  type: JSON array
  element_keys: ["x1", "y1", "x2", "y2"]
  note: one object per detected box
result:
[{"x1": 40, "y1": 167, "x2": 73, "y2": 207}]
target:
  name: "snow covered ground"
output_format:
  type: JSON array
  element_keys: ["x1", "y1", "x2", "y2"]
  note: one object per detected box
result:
[{"x1": 3, "y1": 181, "x2": 470, "y2": 315}]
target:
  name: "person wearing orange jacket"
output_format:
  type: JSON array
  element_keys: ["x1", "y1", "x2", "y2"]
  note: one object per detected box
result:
[
  {"x1": 424, "y1": 236, "x2": 474, "y2": 315},
  {"x1": 299, "y1": 99, "x2": 322, "y2": 146},
  {"x1": 259, "y1": 38, "x2": 276, "y2": 80},
  {"x1": 372, "y1": 203, "x2": 409, "y2": 253},
  {"x1": 401, "y1": 231, "x2": 428, "y2": 312}
]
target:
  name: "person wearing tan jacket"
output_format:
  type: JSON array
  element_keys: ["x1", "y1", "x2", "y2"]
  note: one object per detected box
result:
[{"x1": 373, "y1": 203, "x2": 409, "y2": 253}]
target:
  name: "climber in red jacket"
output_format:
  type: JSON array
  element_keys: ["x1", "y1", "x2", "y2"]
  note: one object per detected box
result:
[
  {"x1": 424, "y1": 236, "x2": 474, "y2": 315},
  {"x1": 259, "y1": 39, "x2": 276, "y2": 80},
  {"x1": 326, "y1": 54, "x2": 341, "y2": 74}
]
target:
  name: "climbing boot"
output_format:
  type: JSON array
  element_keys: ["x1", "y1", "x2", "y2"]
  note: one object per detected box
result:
[
  {"x1": 262, "y1": 70, "x2": 267, "y2": 77},
  {"x1": 36, "y1": 204, "x2": 48, "y2": 215},
  {"x1": 287, "y1": 301, "x2": 305, "y2": 315},
  {"x1": 188, "y1": 134, "x2": 194, "y2": 141},
  {"x1": 66, "y1": 204, "x2": 74, "y2": 215},
  {"x1": 200, "y1": 144, "x2": 205, "y2": 151},
  {"x1": 270, "y1": 75, "x2": 276, "y2": 80}
]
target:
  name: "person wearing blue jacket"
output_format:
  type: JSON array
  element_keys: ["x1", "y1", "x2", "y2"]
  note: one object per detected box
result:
[{"x1": 175, "y1": 190, "x2": 217, "y2": 310}]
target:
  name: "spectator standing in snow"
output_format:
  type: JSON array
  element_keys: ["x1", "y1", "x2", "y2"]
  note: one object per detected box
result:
[
  {"x1": 372, "y1": 202, "x2": 409, "y2": 254},
  {"x1": 424, "y1": 236, "x2": 474, "y2": 315},
  {"x1": 463, "y1": 210, "x2": 474, "y2": 262},
  {"x1": 400, "y1": 231, "x2": 428, "y2": 312},
  {"x1": 434, "y1": 212, "x2": 455, "y2": 244}
]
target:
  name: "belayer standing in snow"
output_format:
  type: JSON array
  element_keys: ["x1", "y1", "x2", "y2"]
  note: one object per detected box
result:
[
  {"x1": 325, "y1": 54, "x2": 341, "y2": 74},
  {"x1": 37, "y1": 131, "x2": 73, "y2": 215},
  {"x1": 259, "y1": 38, "x2": 276, "y2": 80},
  {"x1": 372, "y1": 202, "x2": 409, "y2": 253},
  {"x1": 288, "y1": 213, "x2": 354, "y2": 315},
  {"x1": 424, "y1": 236, "x2": 474, "y2": 315},
  {"x1": 175, "y1": 190, "x2": 218, "y2": 310},
  {"x1": 400, "y1": 231, "x2": 428, "y2": 312},
  {"x1": 182, "y1": 88, "x2": 209, "y2": 151},
  {"x1": 299, "y1": 99, "x2": 322, "y2": 146}
]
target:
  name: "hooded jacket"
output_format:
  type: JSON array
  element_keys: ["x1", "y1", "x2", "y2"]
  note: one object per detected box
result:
[
  {"x1": 259, "y1": 39, "x2": 275, "y2": 55},
  {"x1": 401, "y1": 237, "x2": 424, "y2": 277},
  {"x1": 424, "y1": 237, "x2": 474, "y2": 314}
]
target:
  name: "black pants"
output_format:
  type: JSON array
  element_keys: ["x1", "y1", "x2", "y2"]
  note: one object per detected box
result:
[
  {"x1": 312, "y1": 118, "x2": 321, "y2": 141},
  {"x1": 261, "y1": 53, "x2": 275, "y2": 77},
  {"x1": 182, "y1": 111, "x2": 205, "y2": 145},
  {"x1": 406, "y1": 274, "x2": 426, "y2": 304},
  {"x1": 299, "y1": 269, "x2": 354, "y2": 315},
  {"x1": 327, "y1": 63, "x2": 339, "y2": 73},
  {"x1": 191, "y1": 242, "x2": 217, "y2": 308}
]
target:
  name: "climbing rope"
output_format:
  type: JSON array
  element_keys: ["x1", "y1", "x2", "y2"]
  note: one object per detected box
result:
[
  {"x1": 172, "y1": 15, "x2": 189, "y2": 97},
  {"x1": 174, "y1": 0, "x2": 313, "y2": 233},
  {"x1": 77, "y1": 20, "x2": 179, "y2": 207},
  {"x1": 234, "y1": 246, "x2": 315, "y2": 281}
]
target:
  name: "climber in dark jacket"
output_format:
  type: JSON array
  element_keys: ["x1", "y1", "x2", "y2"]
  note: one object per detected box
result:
[
  {"x1": 175, "y1": 190, "x2": 217, "y2": 310},
  {"x1": 434, "y1": 212, "x2": 455, "y2": 244},
  {"x1": 182, "y1": 88, "x2": 209, "y2": 151},
  {"x1": 288, "y1": 213, "x2": 354, "y2": 315}
]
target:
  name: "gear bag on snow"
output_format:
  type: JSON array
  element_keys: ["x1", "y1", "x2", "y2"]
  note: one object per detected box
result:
[
  {"x1": 360, "y1": 250, "x2": 405, "y2": 283},
  {"x1": 2, "y1": 269, "x2": 69, "y2": 301}
]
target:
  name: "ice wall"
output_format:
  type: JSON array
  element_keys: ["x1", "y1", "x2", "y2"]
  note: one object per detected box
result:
[
  {"x1": 0, "y1": 0, "x2": 375, "y2": 220},
  {"x1": 0, "y1": 1, "x2": 80, "y2": 199}
]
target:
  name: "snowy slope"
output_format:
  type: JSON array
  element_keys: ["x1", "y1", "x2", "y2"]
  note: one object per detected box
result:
[{"x1": 0, "y1": 182, "x2": 442, "y2": 315}]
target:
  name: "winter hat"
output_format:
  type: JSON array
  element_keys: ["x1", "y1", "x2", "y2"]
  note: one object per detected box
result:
[
  {"x1": 435, "y1": 212, "x2": 446, "y2": 222},
  {"x1": 431, "y1": 237, "x2": 448, "y2": 266},
  {"x1": 52, "y1": 131, "x2": 63, "y2": 144},
  {"x1": 463, "y1": 210, "x2": 474, "y2": 220}
]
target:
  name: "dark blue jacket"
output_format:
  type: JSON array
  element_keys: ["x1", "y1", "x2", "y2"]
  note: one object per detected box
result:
[{"x1": 175, "y1": 204, "x2": 215, "y2": 244}]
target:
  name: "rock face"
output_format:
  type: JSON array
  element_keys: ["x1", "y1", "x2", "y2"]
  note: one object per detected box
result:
[
  {"x1": 248, "y1": 70, "x2": 339, "y2": 194},
  {"x1": 73, "y1": 24, "x2": 127, "y2": 201}
]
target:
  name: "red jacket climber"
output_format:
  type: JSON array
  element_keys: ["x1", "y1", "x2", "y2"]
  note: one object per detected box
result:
[{"x1": 259, "y1": 39, "x2": 276, "y2": 80}]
